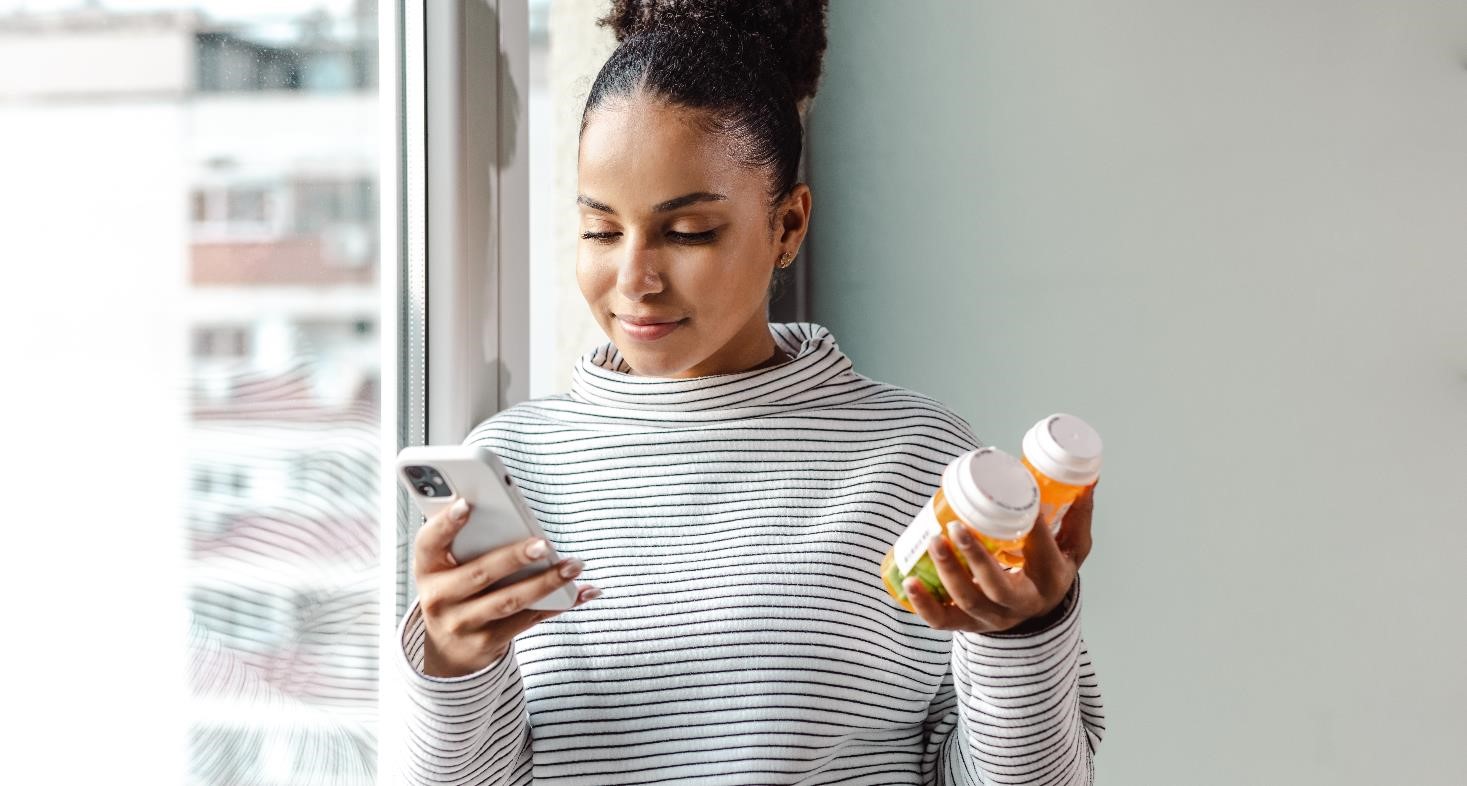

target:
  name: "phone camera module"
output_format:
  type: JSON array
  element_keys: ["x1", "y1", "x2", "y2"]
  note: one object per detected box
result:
[{"x1": 404, "y1": 465, "x2": 453, "y2": 498}]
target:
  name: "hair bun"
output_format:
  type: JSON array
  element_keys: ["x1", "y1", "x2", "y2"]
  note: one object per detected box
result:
[{"x1": 598, "y1": 0, "x2": 828, "y2": 105}]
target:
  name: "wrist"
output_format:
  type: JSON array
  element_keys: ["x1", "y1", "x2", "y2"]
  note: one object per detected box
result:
[
  {"x1": 422, "y1": 636, "x2": 508, "y2": 679},
  {"x1": 989, "y1": 576, "x2": 1080, "y2": 637}
]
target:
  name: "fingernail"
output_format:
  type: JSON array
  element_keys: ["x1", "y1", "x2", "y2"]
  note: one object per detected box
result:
[
  {"x1": 450, "y1": 498, "x2": 470, "y2": 522},
  {"x1": 581, "y1": 587, "x2": 601, "y2": 601},
  {"x1": 947, "y1": 522, "x2": 972, "y2": 546},
  {"x1": 525, "y1": 538, "x2": 547, "y2": 558},
  {"x1": 559, "y1": 559, "x2": 583, "y2": 579}
]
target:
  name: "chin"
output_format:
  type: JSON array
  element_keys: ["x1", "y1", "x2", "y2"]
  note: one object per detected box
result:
[
  {"x1": 616, "y1": 347, "x2": 690, "y2": 378},
  {"x1": 614, "y1": 336, "x2": 706, "y2": 378}
]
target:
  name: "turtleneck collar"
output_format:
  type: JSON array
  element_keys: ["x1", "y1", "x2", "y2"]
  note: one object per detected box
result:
[{"x1": 568, "y1": 322, "x2": 855, "y2": 414}]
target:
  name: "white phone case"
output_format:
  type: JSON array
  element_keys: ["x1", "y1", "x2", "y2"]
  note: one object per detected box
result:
[{"x1": 396, "y1": 445, "x2": 577, "y2": 611}]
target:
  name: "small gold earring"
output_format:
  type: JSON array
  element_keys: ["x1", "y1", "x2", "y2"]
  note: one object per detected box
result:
[{"x1": 778, "y1": 251, "x2": 795, "y2": 269}]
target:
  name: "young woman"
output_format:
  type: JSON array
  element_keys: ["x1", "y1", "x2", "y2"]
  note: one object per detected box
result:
[{"x1": 396, "y1": 3, "x2": 1105, "y2": 784}]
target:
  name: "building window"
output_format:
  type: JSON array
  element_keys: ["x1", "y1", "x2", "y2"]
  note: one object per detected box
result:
[
  {"x1": 192, "y1": 326, "x2": 251, "y2": 359},
  {"x1": 191, "y1": 185, "x2": 283, "y2": 239},
  {"x1": 195, "y1": 20, "x2": 375, "y2": 95},
  {"x1": 293, "y1": 177, "x2": 374, "y2": 233},
  {"x1": 7, "y1": 3, "x2": 386, "y2": 783}
]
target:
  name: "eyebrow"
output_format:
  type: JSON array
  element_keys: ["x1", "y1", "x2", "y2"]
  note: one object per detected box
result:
[{"x1": 577, "y1": 191, "x2": 728, "y2": 215}]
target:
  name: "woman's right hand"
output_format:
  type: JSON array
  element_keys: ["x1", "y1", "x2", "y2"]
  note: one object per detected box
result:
[{"x1": 414, "y1": 497, "x2": 599, "y2": 678}]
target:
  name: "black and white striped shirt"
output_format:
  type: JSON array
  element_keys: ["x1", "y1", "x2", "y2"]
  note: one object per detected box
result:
[{"x1": 397, "y1": 322, "x2": 1105, "y2": 785}]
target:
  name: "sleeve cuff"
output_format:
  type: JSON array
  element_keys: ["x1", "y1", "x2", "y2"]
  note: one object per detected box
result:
[
  {"x1": 396, "y1": 596, "x2": 517, "y2": 698},
  {"x1": 990, "y1": 575, "x2": 1081, "y2": 638}
]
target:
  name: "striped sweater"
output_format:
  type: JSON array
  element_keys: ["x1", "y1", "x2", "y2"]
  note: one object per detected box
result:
[{"x1": 396, "y1": 322, "x2": 1105, "y2": 785}]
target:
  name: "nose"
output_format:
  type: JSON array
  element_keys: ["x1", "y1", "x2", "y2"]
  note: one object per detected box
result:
[{"x1": 614, "y1": 239, "x2": 664, "y2": 302}]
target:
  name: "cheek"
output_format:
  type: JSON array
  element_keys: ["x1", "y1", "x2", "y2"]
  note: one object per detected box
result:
[
  {"x1": 694, "y1": 233, "x2": 772, "y2": 294},
  {"x1": 575, "y1": 249, "x2": 606, "y2": 303},
  {"x1": 715, "y1": 245, "x2": 775, "y2": 301}
]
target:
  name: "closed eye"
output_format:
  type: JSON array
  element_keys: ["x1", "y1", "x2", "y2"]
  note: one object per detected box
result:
[
  {"x1": 580, "y1": 230, "x2": 718, "y2": 245},
  {"x1": 668, "y1": 230, "x2": 717, "y2": 245}
]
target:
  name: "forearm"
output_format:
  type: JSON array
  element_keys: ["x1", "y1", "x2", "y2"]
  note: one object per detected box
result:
[
  {"x1": 397, "y1": 598, "x2": 533, "y2": 786},
  {"x1": 946, "y1": 579, "x2": 1101, "y2": 785}
]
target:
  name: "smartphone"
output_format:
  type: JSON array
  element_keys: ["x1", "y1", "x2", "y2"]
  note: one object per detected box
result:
[{"x1": 397, "y1": 445, "x2": 578, "y2": 611}]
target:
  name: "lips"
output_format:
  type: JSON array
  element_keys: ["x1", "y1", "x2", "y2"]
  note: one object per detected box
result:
[
  {"x1": 618, "y1": 315, "x2": 681, "y2": 326},
  {"x1": 617, "y1": 315, "x2": 686, "y2": 341}
]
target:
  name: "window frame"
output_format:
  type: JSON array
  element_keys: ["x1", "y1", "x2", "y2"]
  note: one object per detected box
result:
[{"x1": 377, "y1": 1, "x2": 531, "y2": 780}]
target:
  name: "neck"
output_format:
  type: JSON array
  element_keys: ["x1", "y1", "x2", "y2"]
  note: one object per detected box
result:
[{"x1": 745, "y1": 345, "x2": 793, "y2": 372}]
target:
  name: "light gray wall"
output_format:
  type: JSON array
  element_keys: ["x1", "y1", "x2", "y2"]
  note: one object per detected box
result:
[{"x1": 807, "y1": 3, "x2": 1467, "y2": 784}]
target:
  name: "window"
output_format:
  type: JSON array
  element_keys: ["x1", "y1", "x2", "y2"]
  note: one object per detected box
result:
[
  {"x1": 294, "y1": 177, "x2": 374, "y2": 232},
  {"x1": 195, "y1": 18, "x2": 375, "y2": 95},
  {"x1": 190, "y1": 183, "x2": 285, "y2": 239},
  {"x1": 0, "y1": 2, "x2": 384, "y2": 784},
  {"x1": 192, "y1": 326, "x2": 251, "y2": 358},
  {"x1": 4, "y1": 0, "x2": 531, "y2": 782}
]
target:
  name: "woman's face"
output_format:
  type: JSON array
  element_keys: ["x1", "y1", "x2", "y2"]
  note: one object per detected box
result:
[{"x1": 577, "y1": 94, "x2": 810, "y2": 378}]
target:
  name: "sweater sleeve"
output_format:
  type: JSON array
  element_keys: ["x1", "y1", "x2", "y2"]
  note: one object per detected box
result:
[
  {"x1": 921, "y1": 579, "x2": 1105, "y2": 785},
  {"x1": 396, "y1": 597, "x2": 534, "y2": 786}
]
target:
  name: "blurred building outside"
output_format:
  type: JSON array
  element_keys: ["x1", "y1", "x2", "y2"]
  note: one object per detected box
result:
[{"x1": 1, "y1": 3, "x2": 381, "y2": 783}]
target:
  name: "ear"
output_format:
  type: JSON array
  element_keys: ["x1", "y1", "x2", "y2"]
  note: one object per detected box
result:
[{"x1": 775, "y1": 183, "x2": 812, "y2": 250}]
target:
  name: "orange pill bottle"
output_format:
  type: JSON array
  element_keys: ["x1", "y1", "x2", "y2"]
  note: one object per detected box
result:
[
  {"x1": 879, "y1": 447, "x2": 1040, "y2": 612},
  {"x1": 1020, "y1": 413, "x2": 1103, "y2": 534}
]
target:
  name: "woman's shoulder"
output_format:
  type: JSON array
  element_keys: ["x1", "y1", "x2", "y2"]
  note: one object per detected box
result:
[
  {"x1": 837, "y1": 373, "x2": 984, "y2": 454},
  {"x1": 459, "y1": 394, "x2": 577, "y2": 449}
]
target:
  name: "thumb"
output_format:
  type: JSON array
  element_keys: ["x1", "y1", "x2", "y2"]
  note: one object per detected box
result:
[
  {"x1": 414, "y1": 497, "x2": 471, "y2": 576},
  {"x1": 1023, "y1": 511, "x2": 1073, "y2": 585},
  {"x1": 1055, "y1": 483, "x2": 1096, "y2": 566}
]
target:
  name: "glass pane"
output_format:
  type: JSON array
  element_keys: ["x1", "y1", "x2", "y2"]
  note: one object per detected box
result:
[
  {"x1": 0, "y1": 2, "x2": 382, "y2": 784},
  {"x1": 224, "y1": 187, "x2": 268, "y2": 223}
]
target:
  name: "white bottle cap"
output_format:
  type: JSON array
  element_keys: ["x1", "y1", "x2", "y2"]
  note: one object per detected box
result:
[
  {"x1": 1022, "y1": 413, "x2": 1103, "y2": 487},
  {"x1": 941, "y1": 447, "x2": 1040, "y2": 541}
]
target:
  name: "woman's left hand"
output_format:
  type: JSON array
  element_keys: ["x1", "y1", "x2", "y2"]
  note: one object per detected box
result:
[{"x1": 905, "y1": 481, "x2": 1096, "y2": 634}]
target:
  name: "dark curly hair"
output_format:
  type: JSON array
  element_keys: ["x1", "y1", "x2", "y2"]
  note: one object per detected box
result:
[{"x1": 582, "y1": 0, "x2": 829, "y2": 208}]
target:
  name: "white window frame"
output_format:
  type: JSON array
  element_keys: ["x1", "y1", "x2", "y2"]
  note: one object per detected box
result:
[{"x1": 377, "y1": 2, "x2": 531, "y2": 781}]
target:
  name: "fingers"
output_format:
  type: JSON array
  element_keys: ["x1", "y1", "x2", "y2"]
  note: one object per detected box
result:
[
  {"x1": 943, "y1": 522, "x2": 1040, "y2": 614},
  {"x1": 453, "y1": 554, "x2": 589, "y2": 629},
  {"x1": 479, "y1": 585, "x2": 602, "y2": 648},
  {"x1": 904, "y1": 577, "x2": 971, "y2": 631},
  {"x1": 1055, "y1": 483, "x2": 1096, "y2": 570},
  {"x1": 1021, "y1": 513, "x2": 1077, "y2": 598},
  {"x1": 430, "y1": 535, "x2": 564, "y2": 606},
  {"x1": 908, "y1": 510, "x2": 1085, "y2": 634},
  {"x1": 927, "y1": 527, "x2": 1012, "y2": 623},
  {"x1": 413, "y1": 497, "x2": 472, "y2": 578}
]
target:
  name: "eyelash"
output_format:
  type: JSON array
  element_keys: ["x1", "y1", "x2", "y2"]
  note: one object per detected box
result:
[{"x1": 579, "y1": 230, "x2": 718, "y2": 246}]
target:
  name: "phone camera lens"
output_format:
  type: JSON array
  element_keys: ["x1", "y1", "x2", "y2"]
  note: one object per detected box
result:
[
  {"x1": 406, "y1": 466, "x2": 426, "y2": 480},
  {"x1": 418, "y1": 484, "x2": 435, "y2": 496}
]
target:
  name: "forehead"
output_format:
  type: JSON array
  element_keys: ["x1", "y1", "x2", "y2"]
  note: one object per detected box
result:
[{"x1": 578, "y1": 97, "x2": 761, "y2": 205}]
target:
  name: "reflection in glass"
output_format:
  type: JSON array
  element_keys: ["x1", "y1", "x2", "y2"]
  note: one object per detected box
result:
[
  {"x1": 3, "y1": 2, "x2": 381, "y2": 781},
  {"x1": 183, "y1": 6, "x2": 380, "y2": 783}
]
